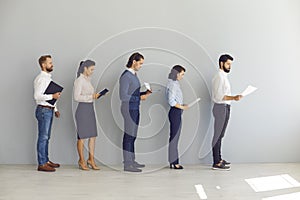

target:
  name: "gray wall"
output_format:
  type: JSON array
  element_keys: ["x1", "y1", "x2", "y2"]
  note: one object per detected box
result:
[{"x1": 1, "y1": 0, "x2": 300, "y2": 165}]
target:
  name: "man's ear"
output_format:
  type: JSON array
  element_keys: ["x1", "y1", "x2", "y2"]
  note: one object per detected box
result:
[{"x1": 41, "y1": 63, "x2": 46, "y2": 71}]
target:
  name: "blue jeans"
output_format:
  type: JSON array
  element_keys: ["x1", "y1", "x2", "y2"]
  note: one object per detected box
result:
[{"x1": 35, "y1": 106, "x2": 54, "y2": 165}]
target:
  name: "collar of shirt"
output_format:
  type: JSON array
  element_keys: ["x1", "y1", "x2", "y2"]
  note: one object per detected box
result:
[
  {"x1": 41, "y1": 70, "x2": 52, "y2": 78},
  {"x1": 80, "y1": 73, "x2": 91, "y2": 81},
  {"x1": 127, "y1": 68, "x2": 136, "y2": 75},
  {"x1": 168, "y1": 79, "x2": 179, "y2": 85},
  {"x1": 219, "y1": 69, "x2": 228, "y2": 77}
]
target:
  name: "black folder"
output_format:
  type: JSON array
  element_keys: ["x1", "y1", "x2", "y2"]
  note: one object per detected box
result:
[{"x1": 44, "y1": 81, "x2": 64, "y2": 105}]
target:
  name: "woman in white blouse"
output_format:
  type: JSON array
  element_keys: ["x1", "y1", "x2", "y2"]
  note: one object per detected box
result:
[{"x1": 74, "y1": 60, "x2": 100, "y2": 170}]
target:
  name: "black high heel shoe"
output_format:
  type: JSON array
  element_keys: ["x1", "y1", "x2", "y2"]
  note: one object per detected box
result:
[{"x1": 170, "y1": 164, "x2": 184, "y2": 169}]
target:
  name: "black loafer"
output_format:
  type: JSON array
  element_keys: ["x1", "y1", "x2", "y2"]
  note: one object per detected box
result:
[{"x1": 170, "y1": 164, "x2": 184, "y2": 169}]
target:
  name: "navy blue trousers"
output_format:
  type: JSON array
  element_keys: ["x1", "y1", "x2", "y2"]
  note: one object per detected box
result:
[{"x1": 168, "y1": 107, "x2": 183, "y2": 165}]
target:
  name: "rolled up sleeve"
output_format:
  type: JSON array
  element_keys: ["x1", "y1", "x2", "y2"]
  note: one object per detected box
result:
[{"x1": 167, "y1": 83, "x2": 177, "y2": 107}]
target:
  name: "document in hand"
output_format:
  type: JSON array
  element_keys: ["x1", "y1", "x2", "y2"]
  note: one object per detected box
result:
[
  {"x1": 44, "y1": 81, "x2": 64, "y2": 105},
  {"x1": 241, "y1": 85, "x2": 257, "y2": 96},
  {"x1": 144, "y1": 82, "x2": 160, "y2": 93},
  {"x1": 144, "y1": 82, "x2": 151, "y2": 91},
  {"x1": 188, "y1": 98, "x2": 201, "y2": 107}
]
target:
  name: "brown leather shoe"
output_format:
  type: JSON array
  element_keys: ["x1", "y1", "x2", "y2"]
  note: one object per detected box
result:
[
  {"x1": 47, "y1": 161, "x2": 60, "y2": 168},
  {"x1": 37, "y1": 164, "x2": 56, "y2": 172}
]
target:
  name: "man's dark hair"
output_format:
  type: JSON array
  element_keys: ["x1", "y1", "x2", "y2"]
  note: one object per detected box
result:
[
  {"x1": 168, "y1": 65, "x2": 186, "y2": 81},
  {"x1": 38, "y1": 55, "x2": 52, "y2": 69},
  {"x1": 126, "y1": 52, "x2": 144, "y2": 68},
  {"x1": 219, "y1": 54, "x2": 233, "y2": 68}
]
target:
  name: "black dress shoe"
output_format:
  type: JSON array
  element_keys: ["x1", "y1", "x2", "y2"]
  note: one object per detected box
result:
[
  {"x1": 170, "y1": 164, "x2": 184, "y2": 169},
  {"x1": 133, "y1": 161, "x2": 145, "y2": 168},
  {"x1": 124, "y1": 165, "x2": 142, "y2": 172}
]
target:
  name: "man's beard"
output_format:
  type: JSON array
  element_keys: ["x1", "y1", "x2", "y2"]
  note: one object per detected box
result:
[
  {"x1": 46, "y1": 66, "x2": 53, "y2": 72},
  {"x1": 223, "y1": 67, "x2": 230, "y2": 73}
]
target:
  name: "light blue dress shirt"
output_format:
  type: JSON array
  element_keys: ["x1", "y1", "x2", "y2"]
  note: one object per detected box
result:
[{"x1": 166, "y1": 79, "x2": 183, "y2": 107}]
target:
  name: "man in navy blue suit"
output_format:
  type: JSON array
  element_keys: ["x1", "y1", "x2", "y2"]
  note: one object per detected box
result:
[{"x1": 119, "y1": 52, "x2": 151, "y2": 172}]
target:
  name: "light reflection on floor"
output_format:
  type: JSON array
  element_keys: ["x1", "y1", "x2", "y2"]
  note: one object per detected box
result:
[
  {"x1": 262, "y1": 192, "x2": 300, "y2": 200},
  {"x1": 245, "y1": 174, "x2": 300, "y2": 192}
]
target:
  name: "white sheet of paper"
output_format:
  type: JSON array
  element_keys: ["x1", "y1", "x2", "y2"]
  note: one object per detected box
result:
[
  {"x1": 188, "y1": 98, "x2": 201, "y2": 107},
  {"x1": 144, "y1": 82, "x2": 151, "y2": 91},
  {"x1": 241, "y1": 85, "x2": 257, "y2": 96}
]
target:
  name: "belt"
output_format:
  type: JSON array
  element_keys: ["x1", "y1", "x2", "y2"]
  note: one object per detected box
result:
[
  {"x1": 38, "y1": 105, "x2": 55, "y2": 110},
  {"x1": 215, "y1": 103, "x2": 231, "y2": 107}
]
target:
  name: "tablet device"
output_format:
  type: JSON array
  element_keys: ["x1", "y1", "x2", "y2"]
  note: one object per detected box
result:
[{"x1": 98, "y1": 88, "x2": 109, "y2": 98}]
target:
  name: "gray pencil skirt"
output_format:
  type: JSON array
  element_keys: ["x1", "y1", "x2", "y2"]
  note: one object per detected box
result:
[{"x1": 75, "y1": 102, "x2": 98, "y2": 139}]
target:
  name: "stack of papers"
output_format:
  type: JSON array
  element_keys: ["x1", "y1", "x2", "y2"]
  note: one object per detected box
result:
[
  {"x1": 188, "y1": 98, "x2": 201, "y2": 107},
  {"x1": 241, "y1": 85, "x2": 257, "y2": 96}
]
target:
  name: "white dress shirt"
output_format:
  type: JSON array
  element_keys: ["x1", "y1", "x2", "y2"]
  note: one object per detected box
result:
[
  {"x1": 34, "y1": 71, "x2": 58, "y2": 111},
  {"x1": 73, "y1": 74, "x2": 95, "y2": 103},
  {"x1": 127, "y1": 68, "x2": 136, "y2": 75},
  {"x1": 212, "y1": 69, "x2": 231, "y2": 105}
]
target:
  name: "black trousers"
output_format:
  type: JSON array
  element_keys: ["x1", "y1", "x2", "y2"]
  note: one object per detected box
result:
[
  {"x1": 168, "y1": 107, "x2": 183, "y2": 165},
  {"x1": 212, "y1": 103, "x2": 231, "y2": 165},
  {"x1": 121, "y1": 106, "x2": 140, "y2": 166}
]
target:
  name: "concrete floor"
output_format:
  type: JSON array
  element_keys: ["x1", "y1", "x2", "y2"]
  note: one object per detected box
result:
[{"x1": 1, "y1": 163, "x2": 300, "y2": 200}]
